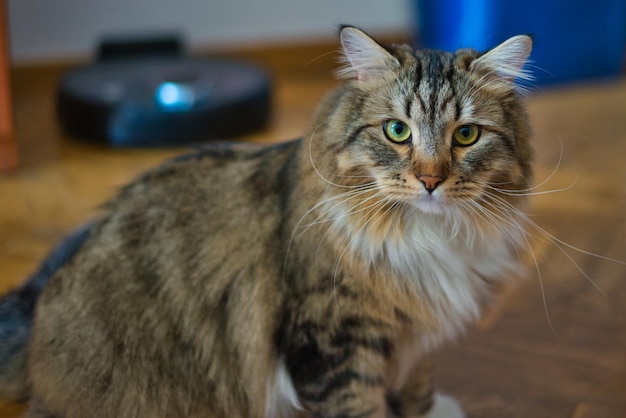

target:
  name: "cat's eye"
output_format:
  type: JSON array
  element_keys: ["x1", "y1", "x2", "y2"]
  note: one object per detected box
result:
[
  {"x1": 453, "y1": 124, "x2": 482, "y2": 146},
  {"x1": 383, "y1": 119, "x2": 412, "y2": 144}
]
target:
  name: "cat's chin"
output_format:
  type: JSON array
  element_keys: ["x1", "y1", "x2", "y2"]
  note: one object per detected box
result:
[{"x1": 411, "y1": 196, "x2": 448, "y2": 214}]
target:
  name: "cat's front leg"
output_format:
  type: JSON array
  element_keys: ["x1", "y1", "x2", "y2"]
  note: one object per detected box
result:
[
  {"x1": 283, "y1": 334, "x2": 391, "y2": 418},
  {"x1": 387, "y1": 359, "x2": 464, "y2": 418},
  {"x1": 291, "y1": 365, "x2": 389, "y2": 418},
  {"x1": 386, "y1": 359, "x2": 433, "y2": 417}
]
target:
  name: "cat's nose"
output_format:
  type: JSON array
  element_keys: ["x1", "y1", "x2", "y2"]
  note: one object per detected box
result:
[{"x1": 417, "y1": 175, "x2": 445, "y2": 194}]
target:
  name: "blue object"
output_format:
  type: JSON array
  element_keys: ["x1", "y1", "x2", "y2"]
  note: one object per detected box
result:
[
  {"x1": 416, "y1": 0, "x2": 626, "y2": 85},
  {"x1": 155, "y1": 82, "x2": 198, "y2": 112}
]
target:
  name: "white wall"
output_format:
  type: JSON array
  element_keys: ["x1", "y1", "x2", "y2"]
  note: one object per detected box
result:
[{"x1": 7, "y1": 0, "x2": 415, "y2": 64}]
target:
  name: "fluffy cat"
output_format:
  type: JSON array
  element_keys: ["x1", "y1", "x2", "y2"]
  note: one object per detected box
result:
[{"x1": 0, "y1": 26, "x2": 533, "y2": 417}]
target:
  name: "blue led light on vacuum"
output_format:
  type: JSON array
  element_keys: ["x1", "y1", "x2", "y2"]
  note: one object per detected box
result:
[{"x1": 155, "y1": 81, "x2": 195, "y2": 111}]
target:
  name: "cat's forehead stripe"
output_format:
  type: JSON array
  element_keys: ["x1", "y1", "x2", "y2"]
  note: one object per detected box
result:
[
  {"x1": 405, "y1": 51, "x2": 461, "y2": 125},
  {"x1": 413, "y1": 50, "x2": 455, "y2": 87}
]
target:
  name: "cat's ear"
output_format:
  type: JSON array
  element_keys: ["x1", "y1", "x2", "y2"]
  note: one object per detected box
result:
[
  {"x1": 471, "y1": 35, "x2": 533, "y2": 83},
  {"x1": 336, "y1": 26, "x2": 400, "y2": 81}
]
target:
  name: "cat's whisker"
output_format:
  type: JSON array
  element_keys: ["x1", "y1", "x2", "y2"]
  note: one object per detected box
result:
[
  {"x1": 463, "y1": 199, "x2": 524, "y2": 249},
  {"x1": 475, "y1": 78, "x2": 504, "y2": 96},
  {"x1": 480, "y1": 190, "x2": 621, "y2": 296},
  {"x1": 282, "y1": 183, "x2": 383, "y2": 281},
  {"x1": 306, "y1": 50, "x2": 341, "y2": 67},
  {"x1": 466, "y1": 64, "x2": 532, "y2": 100},
  {"x1": 515, "y1": 214, "x2": 558, "y2": 336},
  {"x1": 333, "y1": 197, "x2": 393, "y2": 269},
  {"x1": 464, "y1": 70, "x2": 500, "y2": 103},
  {"x1": 328, "y1": 173, "x2": 379, "y2": 180},
  {"x1": 337, "y1": 192, "x2": 397, "y2": 229},
  {"x1": 480, "y1": 136, "x2": 569, "y2": 196},
  {"x1": 523, "y1": 62, "x2": 556, "y2": 92},
  {"x1": 460, "y1": 200, "x2": 530, "y2": 298},
  {"x1": 331, "y1": 197, "x2": 394, "y2": 313},
  {"x1": 463, "y1": 198, "x2": 530, "y2": 271},
  {"x1": 285, "y1": 184, "x2": 391, "y2": 287},
  {"x1": 389, "y1": 75, "x2": 408, "y2": 99},
  {"x1": 299, "y1": 186, "x2": 389, "y2": 233},
  {"x1": 479, "y1": 176, "x2": 577, "y2": 197},
  {"x1": 308, "y1": 124, "x2": 371, "y2": 190},
  {"x1": 527, "y1": 135, "x2": 567, "y2": 191},
  {"x1": 301, "y1": 183, "x2": 386, "y2": 223},
  {"x1": 304, "y1": 189, "x2": 388, "y2": 265},
  {"x1": 464, "y1": 196, "x2": 558, "y2": 334}
]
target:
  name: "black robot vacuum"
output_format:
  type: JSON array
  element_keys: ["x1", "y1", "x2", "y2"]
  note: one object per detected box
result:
[{"x1": 57, "y1": 36, "x2": 272, "y2": 147}]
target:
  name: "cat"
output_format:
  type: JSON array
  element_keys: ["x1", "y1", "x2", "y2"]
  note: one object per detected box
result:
[{"x1": 0, "y1": 26, "x2": 533, "y2": 418}]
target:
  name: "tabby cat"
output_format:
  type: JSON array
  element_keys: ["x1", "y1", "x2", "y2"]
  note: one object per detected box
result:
[{"x1": 0, "y1": 26, "x2": 533, "y2": 417}]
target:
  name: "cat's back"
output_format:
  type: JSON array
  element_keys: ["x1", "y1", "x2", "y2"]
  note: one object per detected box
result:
[
  {"x1": 111, "y1": 139, "x2": 300, "y2": 215},
  {"x1": 65, "y1": 139, "x2": 302, "y2": 284}
]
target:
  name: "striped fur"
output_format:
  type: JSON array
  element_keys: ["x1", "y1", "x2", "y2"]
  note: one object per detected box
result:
[{"x1": 0, "y1": 27, "x2": 532, "y2": 417}]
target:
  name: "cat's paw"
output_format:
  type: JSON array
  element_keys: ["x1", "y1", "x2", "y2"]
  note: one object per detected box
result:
[{"x1": 423, "y1": 392, "x2": 465, "y2": 418}]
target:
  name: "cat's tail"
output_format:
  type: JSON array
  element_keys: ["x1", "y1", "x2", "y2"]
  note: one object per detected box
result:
[{"x1": 0, "y1": 224, "x2": 91, "y2": 401}]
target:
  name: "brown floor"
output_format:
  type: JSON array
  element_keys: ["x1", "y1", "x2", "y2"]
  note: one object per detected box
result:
[{"x1": 0, "y1": 39, "x2": 625, "y2": 417}]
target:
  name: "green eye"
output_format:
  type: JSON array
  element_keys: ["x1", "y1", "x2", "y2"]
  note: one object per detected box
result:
[
  {"x1": 384, "y1": 119, "x2": 412, "y2": 144},
  {"x1": 453, "y1": 124, "x2": 482, "y2": 146}
]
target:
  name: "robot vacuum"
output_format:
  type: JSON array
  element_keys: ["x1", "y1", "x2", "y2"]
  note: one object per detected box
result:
[{"x1": 57, "y1": 55, "x2": 272, "y2": 147}]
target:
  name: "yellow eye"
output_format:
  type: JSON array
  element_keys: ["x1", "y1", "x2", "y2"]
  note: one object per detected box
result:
[
  {"x1": 384, "y1": 119, "x2": 412, "y2": 144},
  {"x1": 453, "y1": 124, "x2": 482, "y2": 146}
]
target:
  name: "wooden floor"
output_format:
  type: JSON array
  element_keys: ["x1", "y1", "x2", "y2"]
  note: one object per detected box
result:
[{"x1": 1, "y1": 40, "x2": 625, "y2": 417}]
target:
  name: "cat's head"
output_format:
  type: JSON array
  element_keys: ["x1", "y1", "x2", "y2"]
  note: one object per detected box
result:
[{"x1": 311, "y1": 26, "x2": 533, "y2": 221}]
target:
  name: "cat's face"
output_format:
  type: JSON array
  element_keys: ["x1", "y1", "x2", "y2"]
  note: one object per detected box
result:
[{"x1": 326, "y1": 28, "x2": 533, "y2": 218}]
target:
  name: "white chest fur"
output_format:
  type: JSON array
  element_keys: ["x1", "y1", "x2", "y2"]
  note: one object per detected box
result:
[{"x1": 332, "y1": 203, "x2": 523, "y2": 347}]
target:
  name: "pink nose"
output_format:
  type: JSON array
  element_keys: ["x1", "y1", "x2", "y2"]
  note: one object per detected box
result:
[{"x1": 417, "y1": 175, "x2": 445, "y2": 193}]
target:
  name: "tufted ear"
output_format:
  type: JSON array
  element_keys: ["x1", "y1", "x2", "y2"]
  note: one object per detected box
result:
[
  {"x1": 336, "y1": 26, "x2": 400, "y2": 81},
  {"x1": 471, "y1": 35, "x2": 533, "y2": 83}
]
